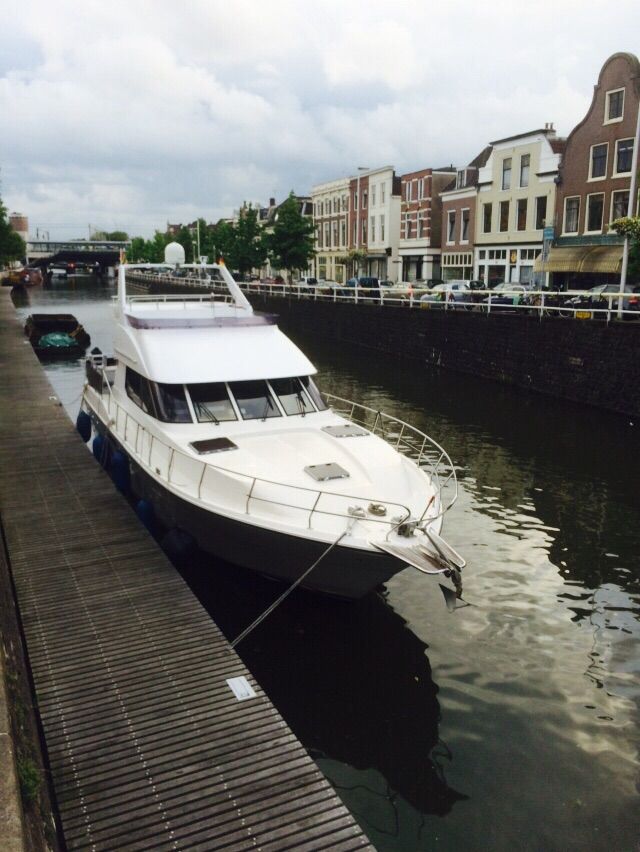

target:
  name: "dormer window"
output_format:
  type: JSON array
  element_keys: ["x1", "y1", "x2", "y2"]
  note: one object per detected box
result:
[
  {"x1": 605, "y1": 88, "x2": 625, "y2": 123},
  {"x1": 456, "y1": 170, "x2": 466, "y2": 189}
]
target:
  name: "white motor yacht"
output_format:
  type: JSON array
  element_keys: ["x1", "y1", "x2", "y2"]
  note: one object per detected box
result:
[{"x1": 78, "y1": 257, "x2": 464, "y2": 599}]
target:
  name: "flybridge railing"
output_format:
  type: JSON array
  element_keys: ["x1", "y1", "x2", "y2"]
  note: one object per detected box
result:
[
  {"x1": 325, "y1": 394, "x2": 458, "y2": 523},
  {"x1": 234, "y1": 280, "x2": 640, "y2": 323},
  {"x1": 89, "y1": 379, "x2": 422, "y2": 537}
]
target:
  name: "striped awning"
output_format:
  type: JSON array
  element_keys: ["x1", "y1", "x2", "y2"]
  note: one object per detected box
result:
[{"x1": 535, "y1": 245, "x2": 622, "y2": 273}]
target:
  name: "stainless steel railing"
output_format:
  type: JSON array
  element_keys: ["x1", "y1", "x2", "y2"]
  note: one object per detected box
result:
[{"x1": 87, "y1": 379, "x2": 423, "y2": 535}]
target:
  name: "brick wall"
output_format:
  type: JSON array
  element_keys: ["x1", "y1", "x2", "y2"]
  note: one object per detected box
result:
[{"x1": 253, "y1": 296, "x2": 640, "y2": 417}]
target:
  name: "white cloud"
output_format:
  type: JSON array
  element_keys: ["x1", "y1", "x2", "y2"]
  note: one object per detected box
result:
[{"x1": 1, "y1": 0, "x2": 639, "y2": 237}]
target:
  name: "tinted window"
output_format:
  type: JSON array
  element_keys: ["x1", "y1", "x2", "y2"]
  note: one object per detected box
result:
[
  {"x1": 125, "y1": 368, "x2": 156, "y2": 415},
  {"x1": 152, "y1": 383, "x2": 192, "y2": 423},
  {"x1": 189, "y1": 383, "x2": 237, "y2": 423},
  {"x1": 300, "y1": 376, "x2": 328, "y2": 411},
  {"x1": 228, "y1": 380, "x2": 281, "y2": 420},
  {"x1": 270, "y1": 378, "x2": 315, "y2": 416}
]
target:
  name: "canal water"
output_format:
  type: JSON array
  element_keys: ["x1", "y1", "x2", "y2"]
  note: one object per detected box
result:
[{"x1": 13, "y1": 279, "x2": 640, "y2": 851}]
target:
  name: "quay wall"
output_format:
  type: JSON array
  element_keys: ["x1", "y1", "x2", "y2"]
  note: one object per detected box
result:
[{"x1": 251, "y1": 296, "x2": 640, "y2": 418}]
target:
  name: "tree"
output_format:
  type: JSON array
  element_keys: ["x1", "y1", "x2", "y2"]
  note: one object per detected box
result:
[
  {"x1": 231, "y1": 205, "x2": 267, "y2": 275},
  {"x1": 0, "y1": 196, "x2": 26, "y2": 267},
  {"x1": 265, "y1": 193, "x2": 315, "y2": 280},
  {"x1": 610, "y1": 216, "x2": 640, "y2": 283}
]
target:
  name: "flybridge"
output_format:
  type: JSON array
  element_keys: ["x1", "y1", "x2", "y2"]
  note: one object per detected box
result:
[{"x1": 117, "y1": 261, "x2": 253, "y2": 314}]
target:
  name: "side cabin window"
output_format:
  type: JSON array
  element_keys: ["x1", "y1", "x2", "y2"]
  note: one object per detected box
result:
[
  {"x1": 126, "y1": 367, "x2": 192, "y2": 422},
  {"x1": 125, "y1": 368, "x2": 155, "y2": 415},
  {"x1": 152, "y1": 382, "x2": 191, "y2": 423},
  {"x1": 270, "y1": 377, "x2": 315, "y2": 416},
  {"x1": 188, "y1": 383, "x2": 237, "y2": 423},
  {"x1": 300, "y1": 376, "x2": 328, "y2": 410},
  {"x1": 228, "y1": 380, "x2": 281, "y2": 420}
]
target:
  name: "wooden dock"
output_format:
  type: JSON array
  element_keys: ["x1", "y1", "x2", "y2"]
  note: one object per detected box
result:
[{"x1": 0, "y1": 291, "x2": 372, "y2": 851}]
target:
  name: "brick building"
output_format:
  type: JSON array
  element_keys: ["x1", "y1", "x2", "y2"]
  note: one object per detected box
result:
[
  {"x1": 545, "y1": 52, "x2": 640, "y2": 287},
  {"x1": 398, "y1": 166, "x2": 456, "y2": 282},
  {"x1": 439, "y1": 149, "x2": 491, "y2": 281}
]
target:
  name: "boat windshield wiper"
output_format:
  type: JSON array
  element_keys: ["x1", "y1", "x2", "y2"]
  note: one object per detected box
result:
[
  {"x1": 197, "y1": 403, "x2": 219, "y2": 424},
  {"x1": 261, "y1": 396, "x2": 273, "y2": 421},
  {"x1": 296, "y1": 392, "x2": 306, "y2": 417}
]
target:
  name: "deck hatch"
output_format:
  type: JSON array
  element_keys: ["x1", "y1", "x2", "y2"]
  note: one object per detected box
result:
[
  {"x1": 322, "y1": 424, "x2": 369, "y2": 438},
  {"x1": 190, "y1": 437, "x2": 238, "y2": 454},
  {"x1": 304, "y1": 462, "x2": 350, "y2": 481}
]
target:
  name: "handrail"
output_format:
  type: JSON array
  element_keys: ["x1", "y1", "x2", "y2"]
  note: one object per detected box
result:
[
  {"x1": 88, "y1": 376, "x2": 416, "y2": 534},
  {"x1": 324, "y1": 393, "x2": 458, "y2": 522}
]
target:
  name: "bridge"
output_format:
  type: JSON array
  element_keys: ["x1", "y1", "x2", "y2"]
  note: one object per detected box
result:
[{"x1": 27, "y1": 240, "x2": 130, "y2": 273}]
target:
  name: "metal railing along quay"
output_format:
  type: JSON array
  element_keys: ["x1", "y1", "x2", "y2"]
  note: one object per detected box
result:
[{"x1": 126, "y1": 271, "x2": 640, "y2": 324}]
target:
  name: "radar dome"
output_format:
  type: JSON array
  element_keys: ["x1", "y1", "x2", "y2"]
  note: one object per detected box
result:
[{"x1": 164, "y1": 241, "x2": 186, "y2": 265}]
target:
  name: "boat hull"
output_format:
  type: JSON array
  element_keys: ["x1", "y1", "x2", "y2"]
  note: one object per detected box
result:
[{"x1": 101, "y1": 432, "x2": 409, "y2": 598}]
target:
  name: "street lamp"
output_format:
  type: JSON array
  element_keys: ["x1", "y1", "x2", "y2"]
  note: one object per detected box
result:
[{"x1": 618, "y1": 96, "x2": 640, "y2": 318}]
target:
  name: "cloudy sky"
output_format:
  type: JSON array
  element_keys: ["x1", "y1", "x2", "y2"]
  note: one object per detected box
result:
[{"x1": 1, "y1": 0, "x2": 639, "y2": 239}]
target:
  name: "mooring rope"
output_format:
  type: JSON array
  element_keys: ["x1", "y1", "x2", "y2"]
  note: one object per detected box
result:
[{"x1": 230, "y1": 517, "x2": 357, "y2": 649}]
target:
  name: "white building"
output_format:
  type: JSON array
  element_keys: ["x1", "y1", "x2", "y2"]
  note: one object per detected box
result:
[{"x1": 311, "y1": 177, "x2": 350, "y2": 282}]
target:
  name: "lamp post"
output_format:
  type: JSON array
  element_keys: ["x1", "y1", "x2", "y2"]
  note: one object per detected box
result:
[{"x1": 617, "y1": 95, "x2": 640, "y2": 318}]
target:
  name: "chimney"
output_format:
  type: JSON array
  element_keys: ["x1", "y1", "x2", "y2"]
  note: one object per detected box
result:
[{"x1": 269, "y1": 197, "x2": 276, "y2": 207}]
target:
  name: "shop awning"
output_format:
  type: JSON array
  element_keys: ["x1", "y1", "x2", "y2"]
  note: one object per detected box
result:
[
  {"x1": 534, "y1": 245, "x2": 622, "y2": 273},
  {"x1": 580, "y1": 245, "x2": 623, "y2": 273}
]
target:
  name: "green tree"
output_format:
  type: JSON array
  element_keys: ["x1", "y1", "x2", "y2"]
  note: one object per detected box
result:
[
  {"x1": 266, "y1": 193, "x2": 315, "y2": 280},
  {"x1": 610, "y1": 216, "x2": 640, "y2": 284},
  {"x1": 0, "y1": 197, "x2": 26, "y2": 267},
  {"x1": 232, "y1": 205, "x2": 267, "y2": 275}
]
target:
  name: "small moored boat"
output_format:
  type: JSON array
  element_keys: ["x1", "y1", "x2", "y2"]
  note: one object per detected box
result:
[{"x1": 25, "y1": 313, "x2": 91, "y2": 360}]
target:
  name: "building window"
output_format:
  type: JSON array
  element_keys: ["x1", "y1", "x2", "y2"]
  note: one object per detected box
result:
[
  {"x1": 502, "y1": 158, "x2": 512, "y2": 190},
  {"x1": 499, "y1": 200, "x2": 509, "y2": 232},
  {"x1": 563, "y1": 197, "x2": 580, "y2": 233},
  {"x1": 482, "y1": 203, "x2": 492, "y2": 233},
  {"x1": 370, "y1": 216, "x2": 375, "y2": 243},
  {"x1": 461, "y1": 209, "x2": 470, "y2": 242},
  {"x1": 362, "y1": 220, "x2": 367, "y2": 243},
  {"x1": 535, "y1": 196, "x2": 547, "y2": 230},
  {"x1": 353, "y1": 221, "x2": 357, "y2": 245},
  {"x1": 519, "y1": 154, "x2": 530, "y2": 188},
  {"x1": 381, "y1": 183, "x2": 386, "y2": 203},
  {"x1": 324, "y1": 224, "x2": 330, "y2": 246},
  {"x1": 615, "y1": 139, "x2": 634, "y2": 174},
  {"x1": 372, "y1": 185, "x2": 376, "y2": 206},
  {"x1": 406, "y1": 215, "x2": 412, "y2": 239},
  {"x1": 353, "y1": 191, "x2": 358, "y2": 211},
  {"x1": 586, "y1": 193, "x2": 604, "y2": 232},
  {"x1": 340, "y1": 221, "x2": 346, "y2": 246},
  {"x1": 380, "y1": 214, "x2": 385, "y2": 242},
  {"x1": 516, "y1": 199, "x2": 527, "y2": 231},
  {"x1": 447, "y1": 210, "x2": 456, "y2": 242},
  {"x1": 611, "y1": 190, "x2": 629, "y2": 221},
  {"x1": 589, "y1": 143, "x2": 608, "y2": 180},
  {"x1": 606, "y1": 88, "x2": 625, "y2": 122},
  {"x1": 456, "y1": 170, "x2": 466, "y2": 189},
  {"x1": 332, "y1": 222, "x2": 338, "y2": 247},
  {"x1": 362, "y1": 191, "x2": 367, "y2": 209},
  {"x1": 418, "y1": 178, "x2": 424, "y2": 199}
]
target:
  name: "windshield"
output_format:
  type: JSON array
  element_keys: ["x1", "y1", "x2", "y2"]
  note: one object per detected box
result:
[
  {"x1": 300, "y1": 376, "x2": 328, "y2": 410},
  {"x1": 270, "y1": 378, "x2": 315, "y2": 416},
  {"x1": 229, "y1": 380, "x2": 281, "y2": 420},
  {"x1": 152, "y1": 382, "x2": 192, "y2": 423},
  {"x1": 188, "y1": 383, "x2": 237, "y2": 423}
]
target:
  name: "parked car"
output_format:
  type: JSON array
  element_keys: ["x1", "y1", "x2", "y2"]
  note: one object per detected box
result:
[
  {"x1": 561, "y1": 283, "x2": 640, "y2": 318},
  {"x1": 419, "y1": 281, "x2": 474, "y2": 309},
  {"x1": 481, "y1": 282, "x2": 533, "y2": 311},
  {"x1": 294, "y1": 276, "x2": 318, "y2": 289}
]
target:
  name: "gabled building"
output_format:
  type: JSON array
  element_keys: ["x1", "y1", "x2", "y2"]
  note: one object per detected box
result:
[
  {"x1": 546, "y1": 52, "x2": 640, "y2": 287},
  {"x1": 474, "y1": 127, "x2": 564, "y2": 286},
  {"x1": 398, "y1": 166, "x2": 456, "y2": 282},
  {"x1": 439, "y1": 148, "x2": 492, "y2": 281}
]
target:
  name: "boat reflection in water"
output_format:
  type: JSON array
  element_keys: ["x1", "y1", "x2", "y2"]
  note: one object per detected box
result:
[{"x1": 180, "y1": 550, "x2": 467, "y2": 843}]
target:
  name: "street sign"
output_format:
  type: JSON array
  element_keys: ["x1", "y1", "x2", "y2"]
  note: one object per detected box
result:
[{"x1": 543, "y1": 226, "x2": 555, "y2": 241}]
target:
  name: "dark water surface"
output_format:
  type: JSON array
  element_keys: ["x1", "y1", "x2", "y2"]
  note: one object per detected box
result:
[{"x1": 13, "y1": 280, "x2": 640, "y2": 851}]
